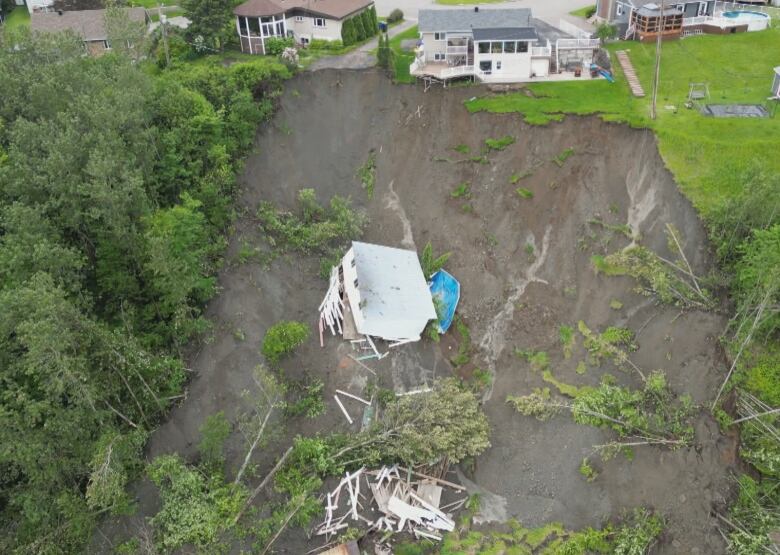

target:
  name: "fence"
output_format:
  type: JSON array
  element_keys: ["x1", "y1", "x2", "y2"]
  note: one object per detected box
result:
[
  {"x1": 557, "y1": 19, "x2": 593, "y2": 39},
  {"x1": 715, "y1": 1, "x2": 780, "y2": 18}
]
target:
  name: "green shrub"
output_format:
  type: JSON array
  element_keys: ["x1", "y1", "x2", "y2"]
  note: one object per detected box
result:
[
  {"x1": 265, "y1": 36, "x2": 293, "y2": 56},
  {"x1": 198, "y1": 412, "x2": 230, "y2": 471},
  {"x1": 485, "y1": 135, "x2": 515, "y2": 151},
  {"x1": 516, "y1": 187, "x2": 533, "y2": 199},
  {"x1": 261, "y1": 321, "x2": 310, "y2": 363},
  {"x1": 387, "y1": 8, "x2": 403, "y2": 23},
  {"x1": 309, "y1": 38, "x2": 344, "y2": 51}
]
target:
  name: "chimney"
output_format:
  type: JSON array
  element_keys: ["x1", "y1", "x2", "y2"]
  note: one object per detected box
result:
[{"x1": 474, "y1": 6, "x2": 478, "y2": 12}]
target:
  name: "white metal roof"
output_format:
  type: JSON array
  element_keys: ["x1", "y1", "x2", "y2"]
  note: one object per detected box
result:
[{"x1": 350, "y1": 242, "x2": 436, "y2": 340}]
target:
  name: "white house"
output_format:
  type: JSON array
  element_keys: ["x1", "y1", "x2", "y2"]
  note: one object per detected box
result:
[
  {"x1": 17, "y1": 0, "x2": 55, "y2": 15},
  {"x1": 320, "y1": 242, "x2": 437, "y2": 343},
  {"x1": 411, "y1": 7, "x2": 601, "y2": 84},
  {"x1": 233, "y1": 0, "x2": 375, "y2": 54}
]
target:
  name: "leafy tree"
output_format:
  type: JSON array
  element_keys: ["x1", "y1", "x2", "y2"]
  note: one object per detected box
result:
[
  {"x1": 387, "y1": 8, "x2": 403, "y2": 23},
  {"x1": 143, "y1": 194, "x2": 219, "y2": 347},
  {"x1": 360, "y1": 9, "x2": 374, "y2": 37},
  {"x1": 85, "y1": 430, "x2": 148, "y2": 513},
  {"x1": 341, "y1": 17, "x2": 355, "y2": 46},
  {"x1": 595, "y1": 22, "x2": 617, "y2": 44},
  {"x1": 147, "y1": 454, "x2": 246, "y2": 552},
  {"x1": 261, "y1": 321, "x2": 310, "y2": 363},
  {"x1": 353, "y1": 14, "x2": 367, "y2": 42},
  {"x1": 198, "y1": 412, "x2": 231, "y2": 472},
  {"x1": 181, "y1": 0, "x2": 234, "y2": 52},
  {"x1": 265, "y1": 36, "x2": 293, "y2": 56},
  {"x1": 368, "y1": 6, "x2": 378, "y2": 32},
  {"x1": 735, "y1": 225, "x2": 780, "y2": 338},
  {"x1": 105, "y1": 5, "x2": 150, "y2": 61}
]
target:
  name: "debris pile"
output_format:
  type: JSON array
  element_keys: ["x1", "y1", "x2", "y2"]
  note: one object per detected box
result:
[{"x1": 314, "y1": 464, "x2": 467, "y2": 545}]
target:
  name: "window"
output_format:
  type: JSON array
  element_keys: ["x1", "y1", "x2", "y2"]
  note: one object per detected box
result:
[
  {"x1": 275, "y1": 21, "x2": 285, "y2": 35},
  {"x1": 616, "y1": 3, "x2": 624, "y2": 16},
  {"x1": 496, "y1": 61, "x2": 502, "y2": 70},
  {"x1": 517, "y1": 41, "x2": 528, "y2": 53},
  {"x1": 246, "y1": 16, "x2": 260, "y2": 35},
  {"x1": 103, "y1": 40, "x2": 111, "y2": 50},
  {"x1": 490, "y1": 41, "x2": 502, "y2": 53},
  {"x1": 350, "y1": 257, "x2": 356, "y2": 267},
  {"x1": 314, "y1": 17, "x2": 326, "y2": 27},
  {"x1": 503, "y1": 41, "x2": 516, "y2": 53},
  {"x1": 697, "y1": 2, "x2": 707, "y2": 16},
  {"x1": 301, "y1": 37, "x2": 309, "y2": 44},
  {"x1": 479, "y1": 60, "x2": 492, "y2": 74},
  {"x1": 353, "y1": 278, "x2": 359, "y2": 288},
  {"x1": 478, "y1": 42, "x2": 490, "y2": 54},
  {"x1": 674, "y1": 4, "x2": 684, "y2": 12},
  {"x1": 295, "y1": 15, "x2": 304, "y2": 22},
  {"x1": 434, "y1": 53, "x2": 445, "y2": 61},
  {"x1": 434, "y1": 32, "x2": 445, "y2": 41}
]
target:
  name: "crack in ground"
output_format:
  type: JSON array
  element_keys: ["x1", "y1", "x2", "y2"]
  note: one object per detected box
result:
[
  {"x1": 479, "y1": 226, "x2": 552, "y2": 402},
  {"x1": 383, "y1": 179, "x2": 415, "y2": 250}
]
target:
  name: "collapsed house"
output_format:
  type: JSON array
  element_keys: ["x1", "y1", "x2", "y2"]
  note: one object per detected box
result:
[{"x1": 319, "y1": 242, "x2": 437, "y2": 351}]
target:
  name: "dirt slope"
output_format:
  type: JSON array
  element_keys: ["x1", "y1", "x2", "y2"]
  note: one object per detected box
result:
[{"x1": 97, "y1": 69, "x2": 736, "y2": 554}]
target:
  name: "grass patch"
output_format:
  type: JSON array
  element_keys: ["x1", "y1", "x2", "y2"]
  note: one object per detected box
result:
[
  {"x1": 570, "y1": 4, "x2": 597, "y2": 18},
  {"x1": 389, "y1": 25, "x2": 419, "y2": 84},
  {"x1": 485, "y1": 135, "x2": 515, "y2": 151},
  {"x1": 356, "y1": 150, "x2": 376, "y2": 199},
  {"x1": 610, "y1": 299, "x2": 624, "y2": 310},
  {"x1": 516, "y1": 349, "x2": 550, "y2": 372},
  {"x1": 466, "y1": 26, "x2": 780, "y2": 218},
  {"x1": 3, "y1": 7, "x2": 30, "y2": 30},
  {"x1": 552, "y1": 147, "x2": 575, "y2": 167},
  {"x1": 588, "y1": 216, "x2": 633, "y2": 238},
  {"x1": 542, "y1": 370, "x2": 588, "y2": 398},
  {"x1": 453, "y1": 143, "x2": 470, "y2": 154},
  {"x1": 515, "y1": 187, "x2": 533, "y2": 199},
  {"x1": 559, "y1": 325, "x2": 576, "y2": 359},
  {"x1": 451, "y1": 182, "x2": 471, "y2": 199},
  {"x1": 510, "y1": 170, "x2": 533, "y2": 183},
  {"x1": 450, "y1": 316, "x2": 472, "y2": 367}
]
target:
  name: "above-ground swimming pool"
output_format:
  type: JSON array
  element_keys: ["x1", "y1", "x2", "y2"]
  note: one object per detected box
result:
[{"x1": 721, "y1": 10, "x2": 771, "y2": 31}]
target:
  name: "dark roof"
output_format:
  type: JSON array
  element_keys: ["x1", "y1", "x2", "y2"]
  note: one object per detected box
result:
[
  {"x1": 472, "y1": 27, "x2": 537, "y2": 41},
  {"x1": 418, "y1": 7, "x2": 531, "y2": 33},
  {"x1": 234, "y1": 0, "x2": 373, "y2": 19},
  {"x1": 31, "y1": 8, "x2": 146, "y2": 41}
]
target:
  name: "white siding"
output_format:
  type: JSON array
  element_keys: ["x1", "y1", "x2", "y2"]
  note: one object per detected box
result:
[
  {"x1": 474, "y1": 41, "x2": 533, "y2": 83},
  {"x1": 290, "y1": 15, "x2": 342, "y2": 42},
  {"x1": 420, "y1": 31, "x2": 446, "y2": 62},
  {"x1": 531, "y1": 57, "x2": 549, "y2": 77},
  {"x1": 26, "y1": 0, "x2": 54, "y2": 14}
]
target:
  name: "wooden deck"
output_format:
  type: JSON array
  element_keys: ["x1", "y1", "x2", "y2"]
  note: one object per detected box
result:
[{"x1": 615, "y1": 50, "x2": 646, "y2": 98}]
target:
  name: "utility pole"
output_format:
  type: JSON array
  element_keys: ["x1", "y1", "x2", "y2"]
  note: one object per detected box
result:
[
  {"x1": 159, "y1": 2, "x2": 171, "y2": 68},
  {"x1": 650, "y1": 0, "x2": 665, "y2": 119}
]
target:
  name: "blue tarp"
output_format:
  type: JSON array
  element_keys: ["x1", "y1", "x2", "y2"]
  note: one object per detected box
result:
[{"x1": 429, "y1": 269, "x2": 460, "y2": 333}]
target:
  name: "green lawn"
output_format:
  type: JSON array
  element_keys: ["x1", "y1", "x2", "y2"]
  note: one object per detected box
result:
[
  {"x1": 570, "y1": 4, "x2": 596, "y2": 18},
  {"x1": 3, "y1": 7, "x2": 30, "y2": 30},
  {"x1": 389, "y1": 24, "x2": 419, "y2": 84},
  {"x1": 128, "y1": 0, "x2": 175, "y2": 8},
  {"x1": 467, "y1": 27, "x2": 780, "y2": 217}
]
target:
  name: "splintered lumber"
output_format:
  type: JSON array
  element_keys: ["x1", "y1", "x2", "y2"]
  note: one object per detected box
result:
[
  {"x1": 416, "y1": 482, "x2": 443, "y2": 509},
  {"x1": 388, "y1": 496, "x2": 454, "y2": 531},
  {"x1": 318, "y1": 267, "x2": 344, "y2": 339},
  {"x1": 347, "y1": 355, "x2": 377, "y2": 376},
  {"x1": 397, "y1": 466, "x2": 466, "y2": 491},
  {"x1": 334, "y1": 395, "x2": 353, "y2": 425},
  {"x1": 414, "y1": 528, "x2": 443, "y2": 541},
  {"x1": 335, "y1": 389, "x2": 371, "y2": 406}
]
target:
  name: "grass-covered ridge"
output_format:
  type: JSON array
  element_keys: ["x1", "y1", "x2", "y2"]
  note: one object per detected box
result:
[{"x1": 466, "y1": 26, "x2": 780, "y2": 216}]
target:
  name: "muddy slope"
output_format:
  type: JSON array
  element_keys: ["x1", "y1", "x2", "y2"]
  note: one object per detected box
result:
[{"x1": 97, "y1": 70, "x2": 735, "y2": 554}]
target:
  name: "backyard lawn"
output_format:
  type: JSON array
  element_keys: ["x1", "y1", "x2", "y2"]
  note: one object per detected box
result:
[
  {"x1": 467, "y1": 26, "x2": 780, "y2": 217},
  {"x1": 3, "y1": 7, "x2": 30, "y2": 30},
  {"x1": 389, "y1": 24, "x2": 419, "y2": 84},
  {"x1": 435, "y1": 0, "x2": 510, "y2": 4}
]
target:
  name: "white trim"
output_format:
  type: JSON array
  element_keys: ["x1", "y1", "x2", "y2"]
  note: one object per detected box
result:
[{"x1": 313, "y1": 16, "x2": 326, "y2": 27}]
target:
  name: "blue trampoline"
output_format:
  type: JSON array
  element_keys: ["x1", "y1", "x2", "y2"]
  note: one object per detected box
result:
[{"x1": 429, "y1": 270, "x2": 461, "y2": 333}]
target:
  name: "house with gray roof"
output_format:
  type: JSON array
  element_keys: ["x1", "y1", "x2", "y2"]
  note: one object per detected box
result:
[
  {"x1": 411, "y1": 7, "x2": 601, "y2": 84},
  {"x1": 31, "y1": 8, "x2": 148, "y2": 56}
]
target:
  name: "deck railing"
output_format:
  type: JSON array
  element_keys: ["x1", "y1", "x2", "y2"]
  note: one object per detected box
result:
[
  {"x1": 441, "y1": 65, "x2": 474, "y2": 79},
  {"x1": 556, "y1": 38, "x2": 601, "y2": 49}
]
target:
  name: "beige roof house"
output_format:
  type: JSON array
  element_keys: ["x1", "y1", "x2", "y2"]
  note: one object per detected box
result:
[
  {"x1": 31, "y1": 8, "x2": 147, "y2": 55},
  {"x1": 234, "y1": 0, "x2": 374, "y2": 54}
]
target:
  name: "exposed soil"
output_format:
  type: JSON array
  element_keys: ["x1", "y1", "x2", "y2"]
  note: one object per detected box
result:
[{"x1": 96, "y1": 69, "x2": 737, "y2": 554}]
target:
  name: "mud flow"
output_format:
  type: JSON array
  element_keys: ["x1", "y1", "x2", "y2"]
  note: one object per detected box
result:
[{"x1": 99, "y1": 70, "x2": 736, "y2": 554}]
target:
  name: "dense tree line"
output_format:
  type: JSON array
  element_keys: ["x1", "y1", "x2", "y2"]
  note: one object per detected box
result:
[
  {"x1": 0, "y1": 27, "x2": 290, "y2": 552},
  {"x1": 341, "y1": 6, "x2": 378, "y2": 47}
]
